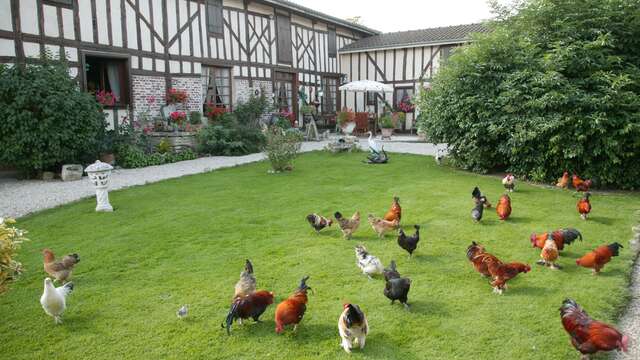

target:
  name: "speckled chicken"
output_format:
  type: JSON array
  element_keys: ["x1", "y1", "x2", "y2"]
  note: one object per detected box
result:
[
  {"x1": 234, "y1": 259, "x2": 256, "y2": 299},
  {"x1": 334, "y1": 211, "x2": 361, "y2": 239}
]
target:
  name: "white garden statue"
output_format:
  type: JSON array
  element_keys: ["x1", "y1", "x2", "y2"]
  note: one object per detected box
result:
[{"x1": 85, "y1": 160, "x2": 114, "y2": 212}]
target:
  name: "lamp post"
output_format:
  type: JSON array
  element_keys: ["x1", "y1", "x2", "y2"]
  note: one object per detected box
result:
[{"x1": 85, "y1": 160, "x2": 114, "y2": 212}]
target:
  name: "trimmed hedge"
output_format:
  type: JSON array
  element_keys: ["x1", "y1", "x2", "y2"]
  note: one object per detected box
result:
[{"x1": 417, "y1": 0, "x2": 640, "y2": 189}]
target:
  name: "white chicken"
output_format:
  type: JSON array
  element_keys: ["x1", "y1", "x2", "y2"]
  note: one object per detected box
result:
[
  {"x1": 338, "y1": 303, "x2": 368, "y2": 353},
  {"x1": 502, "y1": 174, "x2": 516, "y2": 192},
  {"x1": 354, "y1": 245, "x2": 384, "y2": 280},
  {"x1": 40, "y1": 278, "x2": 73, "y2": 324}
]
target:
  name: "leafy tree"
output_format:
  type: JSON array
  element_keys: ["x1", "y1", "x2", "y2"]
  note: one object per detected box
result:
[
  {"x1": 0, "y1": 53, "x2": 106, "y2": 175},
  {"x1": 417, "y1": 0, "x2": 640, "y2": 189}
]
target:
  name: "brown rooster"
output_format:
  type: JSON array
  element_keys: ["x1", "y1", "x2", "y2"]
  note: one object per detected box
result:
[
  {"x1": 42, "y1": 249, "x2": 80, "y2": 283},
  {"x1": 275, "y1": 276, "x2": 311, "y2": 334},
  {"x1": 576, "y1": 243, "x2": 623, "y2": 275},
  {"x1": 368, "y1": 214, "x2": 399, "y2": 238},
  {"x1": 560, "y1": 298, "x2": 628, "y2": 359},
  {"x1": 496, "y1": 194, "x2": 512, "y2": 221},
  {"x1": 488, "y1": 261, "x2": 531, "y2": 294},
  {"x1": 573, "y1": 175, "x2": 593, "y2": 192},
  {"x1": 536, "y1": 236, "x2": 561, "y2": 270},
  {"x1": 223, "y1": 290, "x2": 274, "y2": 335},
  {"x1": 577, "y1": 192, "x2": 592, "y2": 220},
  {"x1": 557, "y1": 171, "x2": 569, "y2": 188},
  {"x1": 384, "y1": 196, "x2": 402, "y2": 222},
  {"x1": 466, "y1": 242, "x2": 530, "y2": 294},
  {"x1": 466, "y1": 241, "x2": 495, "y2": 277},
  {"x1": 530, "y1": 228, "x2": 582, "y2": 251}
]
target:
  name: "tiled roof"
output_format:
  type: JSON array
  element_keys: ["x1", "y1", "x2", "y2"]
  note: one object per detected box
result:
[
  {"x1": 340, "y1": 23, "x2": 488, "y2": 53},
  {"x1": 264, "y1": 0, "x2": 381, "y2": 35}
]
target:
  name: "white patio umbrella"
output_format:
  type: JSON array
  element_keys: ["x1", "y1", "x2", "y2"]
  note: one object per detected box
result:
[{"x1": 339, "y1": 80, "x2": 394, "y2": 93}]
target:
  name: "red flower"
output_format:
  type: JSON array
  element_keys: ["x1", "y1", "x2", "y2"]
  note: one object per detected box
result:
[
  {"x1": 166, "y1": 88, "x2": 188, "y2": 104},
  {"x1": 205, "y1": 103, "x2": 229, "y2": 120},
  {"x1": 96, "y1": 90, "x2": 117, "y2": 106},
  {"x1": 170, "y1": 111, "x2": 187, "y2": 125}
]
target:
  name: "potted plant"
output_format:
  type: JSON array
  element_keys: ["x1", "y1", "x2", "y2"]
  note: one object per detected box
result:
[
  {"x1": 166, "y1": 88, "x2": 188, "y2": 105},
  {"x1": 100, "y1": 130, "x2": 116, "y2": 165},
  {"x1": 337, "y1": 108, "x2": 356, "y2": 135},
  {"x1": 170, "y1": 111, "x2": 187, "y2": 131},
  {"x1": 379, "y1": 114, "x2": 395, "y2": 139}
]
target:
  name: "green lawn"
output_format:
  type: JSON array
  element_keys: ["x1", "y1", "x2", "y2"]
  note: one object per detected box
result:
[{"x1": 1, "y1": 152, "x2": 638, "y2": 359}]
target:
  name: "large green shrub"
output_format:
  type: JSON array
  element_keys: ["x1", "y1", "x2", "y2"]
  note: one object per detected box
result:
[
  {"x1": 417, "y1": 0, "x2": 640, "y2": 189},
  {"x1": 0, "y1": 55, "x2": 106, "y2": 174},
  {"x1": 196, "y1": 96, "x2": 269, "y2": 156}
]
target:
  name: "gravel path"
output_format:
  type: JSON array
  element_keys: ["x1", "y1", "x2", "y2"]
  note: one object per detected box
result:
[
  {"x1": 0, "y1": 138, "x2": 440, "y2": 219},
  {"x1": 615, "y1": 224, "x2": 640, "y2": 360}
]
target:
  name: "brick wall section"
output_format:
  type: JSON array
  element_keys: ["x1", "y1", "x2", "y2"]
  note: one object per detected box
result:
[
  {"x1": 171, "y1": 77, "x2": 202, "y2": 113},
  {"x1": 131, "y1": 75, "x2": 165, "y2": 122},
  {"x1": 235, "y1": 79, "x2": 274, "y2": 105}
]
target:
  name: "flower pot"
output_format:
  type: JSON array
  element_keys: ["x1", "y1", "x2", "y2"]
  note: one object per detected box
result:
[
  {"x1": 381, "y1": 128, "x2": 393, "y2": 139},
  {"x1": 100, "y1": 153, "x2": 116, "y2": 165},
  {"x1": 61, "y1": 164, "x2": 83, "y2": 182}
]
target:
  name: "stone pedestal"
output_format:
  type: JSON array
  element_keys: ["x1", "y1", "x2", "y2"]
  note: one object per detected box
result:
[{"x1": 85, "y1": 161, "x2": 114, "y2": 212}]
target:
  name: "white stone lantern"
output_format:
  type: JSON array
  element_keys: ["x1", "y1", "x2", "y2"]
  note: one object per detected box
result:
[{"x1": 85, "y1": 160, "x2": 114, "y2": 212}]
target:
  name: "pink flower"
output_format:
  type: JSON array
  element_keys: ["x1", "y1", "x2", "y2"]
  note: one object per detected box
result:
[{"x1": 147, "y1": 96, "x2": 156, "y2": 104}]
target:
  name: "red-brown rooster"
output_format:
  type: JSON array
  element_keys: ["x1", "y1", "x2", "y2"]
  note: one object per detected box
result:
[
  {"x1": 466, "y1": 242, "x2": 530, "y2": 294},
  {"x1": 275, "y1": 276, "x2": 311, "y2": 333},
  {"x1": 577, "y1": 192, "x2": 592, "y2": 220},
  {"x1": 223, "y1": 290, "x2": 274, "y2": 335},
  {"x1": 557, "y1": 171, "x2": 570, "y2": 189},
  {"x1": 576, "y1": 243, "x2": 623, "y2": 275},
  {"x1": 560, "y1": 298, "x2": 628, "y2": 359},
  {"x1": 573, "y1": 175, "x2": 593, "y2": 192},
  {"x1": 384, "y1": 196, "x2": 402, "y2": 222},
  {"x1": 496, "y1": 194, "x2": 512, "y2": 221},
  {"x1": 530, "y1": 228, "x2": 583, "y2": 251}
]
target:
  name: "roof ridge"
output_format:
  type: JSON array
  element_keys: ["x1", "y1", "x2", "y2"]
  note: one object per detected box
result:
[{"x1": 379, "y1": 23, "x2": 486, "y2": 36}]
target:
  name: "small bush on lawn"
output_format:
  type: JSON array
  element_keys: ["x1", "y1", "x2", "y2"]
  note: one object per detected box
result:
[
  {"x1": 263, "y1": 126, "x2": 303, "y2": 172},
  {"x1": 0, "y1": 218, "x2": 28, "y2": 294},
  {"x1": 0, "y1": 54, "x2": 106, "y2": 175},
  {"x1": 416, "y1": 0, "x2": 640, "y2": 189}
]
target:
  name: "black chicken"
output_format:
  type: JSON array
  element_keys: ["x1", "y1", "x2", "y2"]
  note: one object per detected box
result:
[
  {"x1": 471, "y1": 197, "x2": 486, "y2": 222},
  {"x1": 472, "y1": 187, "x2": 491, "y2": 208},
  {"x1": 383, "y1": 261, "x2": 411, "y2": 310},
  {"x1": 397, "y1": 225, "x2": 420, "y2": 257}
]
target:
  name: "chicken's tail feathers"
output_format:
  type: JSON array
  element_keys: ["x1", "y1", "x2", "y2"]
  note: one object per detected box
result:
[
  {"x1": 224, "y1": 301, "x2": 240, "y2": 335},
  {"x1": 244, "y1": 259, "x2": 254, "y2": 274},
  {"x1": 306, "y1": 214, "x2": 316, "y2": 224},
  {"x1": 334, "y1": 212, "x2": 343, "y2": 220},
  {"x1": 58, "y1": 282, "x2": 74, "y2": 297},
  {"x1": 472, "y1": 187, "x2": 481, "y2": 199},
  {"x1": 413, "y1": 225, "x2": 420, "y2": 231},
  {"x1": 559, "y1": 298, "x2": 589, "y2": 320},
  {"x1": 608, "y1": 242, "x2": 624, "y2": 256}
]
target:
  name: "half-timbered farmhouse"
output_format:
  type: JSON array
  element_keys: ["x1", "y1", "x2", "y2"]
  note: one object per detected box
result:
[
  {"x1": 0, "y1": 0, "x2": 484, "y2": 131},
  {"x1": 0, "y1": 0, "x2": 377, "y2": 128},
  {"x1": 338, "y1": 23, "x2": 486, "y2": 130}
]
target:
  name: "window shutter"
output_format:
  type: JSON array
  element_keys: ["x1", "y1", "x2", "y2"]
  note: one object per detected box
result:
[
  {"x1": 276, "y1": 14, "x2": 292, "y2": 64},
  {"x1": 207, "y1": 0, "x2": 223, "y2": 35},
  {"x1": 328, "y1": 28, "x2": 337, "y2": 58}
]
